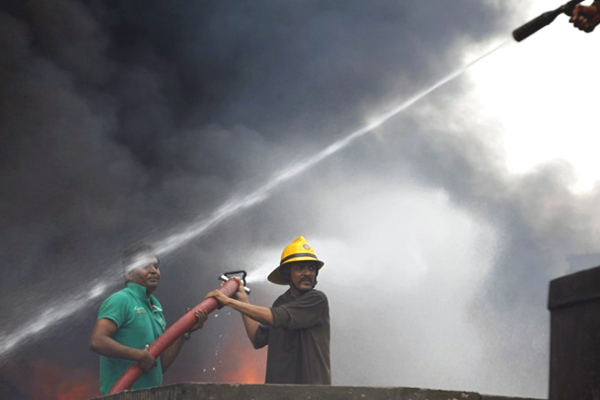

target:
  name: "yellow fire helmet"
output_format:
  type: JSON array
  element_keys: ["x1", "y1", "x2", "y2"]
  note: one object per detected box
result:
[{"x1": 267, "y1": 236, "x2": 325, "y2": 285}]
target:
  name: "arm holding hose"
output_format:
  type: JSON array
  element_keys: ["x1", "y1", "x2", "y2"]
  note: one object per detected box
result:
[
  {"x1": 90, "y1": 309, "x2": 207, "y2": 374},
  {"x1": 207, "y1": 278, "x2": 273, "y2": 345},
  {"x1": 513, "y1": 0, "x2": 592, "y2": 41},
  {"x1": 160, "y1": 309, "x2": 207, "y2": 372},
  {"x1": 570, "y1": 2, "x2": 600, "y2": 32},
  {"x1": 90, "y1": 311, "x2": 207, "y2": 374},
  {"x1": 90, "y1": 319, "x2": 157, "y2": 374}
]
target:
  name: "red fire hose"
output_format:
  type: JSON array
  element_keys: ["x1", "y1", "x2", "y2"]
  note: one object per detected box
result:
[{"x1": 108, "y1": 276, "x2": 241, "y2": 394}]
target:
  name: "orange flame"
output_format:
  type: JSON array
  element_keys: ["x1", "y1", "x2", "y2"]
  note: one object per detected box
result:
[
  {"x1": 4, "y1": 358, "x2": 100, "y2": 400},
  {"x1": 216, "y1": 336, "x2": 267, "y2": 384}
]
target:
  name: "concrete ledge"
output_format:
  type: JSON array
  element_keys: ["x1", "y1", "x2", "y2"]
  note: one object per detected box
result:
[
  {"x1": 548, "y1": 265, "x2": 600, "y2": 310},
  {"x1": 96, "y1": 382, "x2": 543, "y2": 400},
  {"x1": 481, "y1": 396, "x2": 540, "y2": 400}
]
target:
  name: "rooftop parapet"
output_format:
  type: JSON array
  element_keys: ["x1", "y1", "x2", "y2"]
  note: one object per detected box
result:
[{"x1": 95, "y1": 382, "x2": 542, "y2": 400}]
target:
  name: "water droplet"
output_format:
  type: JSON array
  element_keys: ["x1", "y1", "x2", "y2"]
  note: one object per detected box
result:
[
  {"x1": 202, "y1": 369, "x2": 206, "y2": 373},
  {"x1": 214, "y1": 314, "x2": 219, "y2": 318},
  {"x1": 212, "y1": 367, "x2": 216, "y2": 371}
]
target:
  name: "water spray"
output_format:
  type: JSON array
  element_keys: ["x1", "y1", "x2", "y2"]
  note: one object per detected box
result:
[
  {"x1": 0, "y1": 42, "x2": 507, "y2": 360},
  {"x1": 108, "y1": 271, "x2": 249, "y2": 394},
  {"x1": 150, "y1": 41, "x2": 508, "y2": 259},
  {"x1": 513, "y1": 0, "x2": 585, "y2": 42}
]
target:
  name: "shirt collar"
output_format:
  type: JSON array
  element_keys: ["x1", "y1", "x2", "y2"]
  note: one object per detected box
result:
[
  {"x1": 126, "y1": 281, "x2": 151, "y2": 299},
  {"x1": 126, "y1": 282, "x2": 163, "y2": 312},
  {"x1": 284, "y1": 288, "x2": 309, "y2": 299}
]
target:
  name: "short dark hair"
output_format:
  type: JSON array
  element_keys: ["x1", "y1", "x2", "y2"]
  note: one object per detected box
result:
[{"x1": 122, "y1": 244, "x2": 158, "y2": 275}]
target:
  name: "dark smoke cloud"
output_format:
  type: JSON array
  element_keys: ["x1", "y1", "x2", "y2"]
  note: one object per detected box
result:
[{"x1": 7, "y1": 0, "x2": 576, "y2": 399}]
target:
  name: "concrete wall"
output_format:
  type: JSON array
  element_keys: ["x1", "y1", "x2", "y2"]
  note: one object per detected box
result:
[{"x1": 96, "y1": 383, "x2": 542, "y2": 400}]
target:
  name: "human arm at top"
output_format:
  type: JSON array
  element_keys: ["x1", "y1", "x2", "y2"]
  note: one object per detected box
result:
[
  {"x1": 89, "y1": 318, "x2": 156, "y2": 374},
  {"x1": 570, "y1": 2, "x2": 600, "y2": 32}
]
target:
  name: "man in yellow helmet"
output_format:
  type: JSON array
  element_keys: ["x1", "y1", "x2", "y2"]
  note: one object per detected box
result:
[{"x1": 207, "y1": 236, "x2": 331, "y2": 385}]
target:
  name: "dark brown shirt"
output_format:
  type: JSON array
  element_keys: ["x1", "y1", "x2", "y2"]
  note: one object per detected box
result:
[{"x1": 253, "y1": 289, "x2": 331, "y2": 385}]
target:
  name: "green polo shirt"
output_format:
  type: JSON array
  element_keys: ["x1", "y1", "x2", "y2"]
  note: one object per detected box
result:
[{"x1": 97, "y1": 282, "x2": 167, "y2": 394}]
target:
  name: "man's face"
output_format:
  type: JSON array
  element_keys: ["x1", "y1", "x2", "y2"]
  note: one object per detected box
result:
[
  {"x1": 289, "y1": 261, "x2": 318, "y2": 294},
  {"x1": 126, "y1": 255, "x2": 161, "y2": 291}
]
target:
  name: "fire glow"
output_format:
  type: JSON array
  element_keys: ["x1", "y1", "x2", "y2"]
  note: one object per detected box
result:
[{"x1": 3, "y1": 359, "x2": 100, "y2": 400}]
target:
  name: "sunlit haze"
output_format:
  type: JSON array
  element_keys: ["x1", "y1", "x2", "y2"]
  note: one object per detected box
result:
[{"x1": 464, "y1": 1, "x2": 600, "y2": 191}]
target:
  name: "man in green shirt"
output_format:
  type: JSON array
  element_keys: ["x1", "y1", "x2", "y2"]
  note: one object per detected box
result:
[
  {"x1": 207, "y1": 236, "x2": 331, "y2": 385},
  {"x1": 90, "y1": 244, "x2": 207, "y2": 394}
]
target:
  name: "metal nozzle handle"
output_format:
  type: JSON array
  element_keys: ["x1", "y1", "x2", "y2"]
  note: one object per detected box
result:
[
  {"x1": 512, "y1": 0, "x2": 584, "y2": 42},
  {"x1": 219, "y1": 271, "x2": 251, "y2": 294},
  {"x1": 512, "y1": 10, "x2": 560, "y2": 42}
]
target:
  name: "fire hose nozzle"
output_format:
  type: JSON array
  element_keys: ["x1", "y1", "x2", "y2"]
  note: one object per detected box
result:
[
  {"x1": 219, "y1": 270, "x2": 251, "y2": 294},
  {"x1": 512, "y1": 0, "x2": 584, "y2": 42}
]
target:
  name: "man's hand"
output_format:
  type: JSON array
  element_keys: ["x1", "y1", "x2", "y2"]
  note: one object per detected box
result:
[
  {"x1": 206, "y1": 288, "x2": 231, "y2": 307},
  {"x1": 189, "y1": 309, "x2": 207, "y2": 332},
  {"x1": 232, "y1": 277, "x2": 250, "y2": 303},
  {"x1": 137, "y1": 345, "x2": 157, "y2": 374},
  {"x1": 206, "y1": 278, "x2": 249, "y2": 306},
  {"x1": 570, "y1": 3, "x2": 600, "y2": 32}
]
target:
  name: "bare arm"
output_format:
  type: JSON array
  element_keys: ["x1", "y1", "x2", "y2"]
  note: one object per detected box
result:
[
  {"x1": 236, "y1": 286, "x2": 261, "y2": 342},
  {"x1": 89, "y1": 318, "x2": 156, "y2": 373},
  {"x1": 216, "y1": 294, "x2": 274, "y2": 326},
  {"x1": 160, "y1": 335, "x2": 185, "y2": 373},
  {"x1": 206, "y1": 279, "x2": 274, "y2": 329},
  {"x1": 160, "y1": 310, "x2": 207, "y2": 373},
  {"x1": 229, "y1": 280, "x2": 267, "y2": 343}
]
